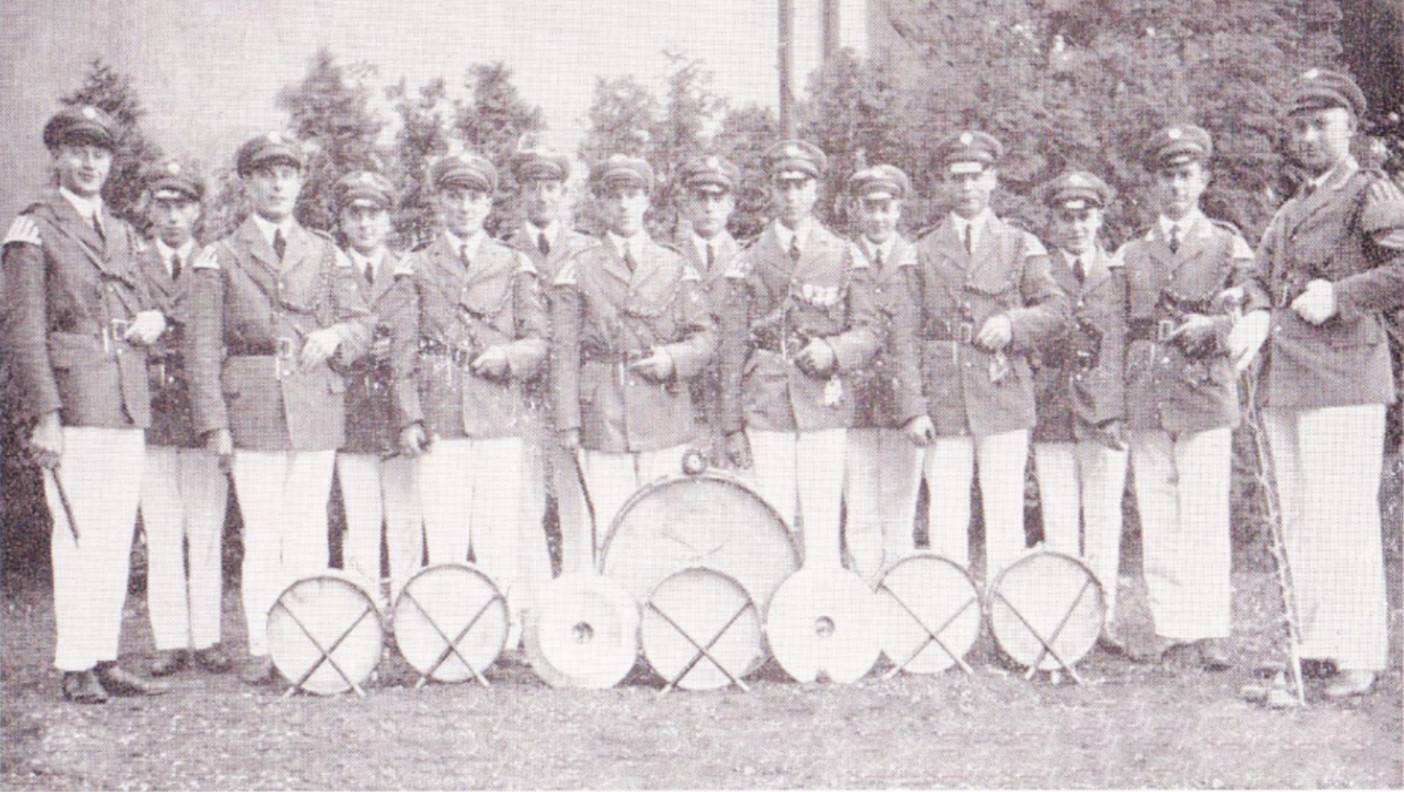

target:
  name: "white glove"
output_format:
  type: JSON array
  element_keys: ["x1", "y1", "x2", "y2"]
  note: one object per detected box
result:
[
  {"x1": 976, "y1": 314, "x2": 1013, "y2": 351},
  {"x1": 1291, "y1": 279, "x2": 1336, "y2": 325},
  {"x1": 124, "y1": 310, "x2": 167, "y2": 346},
  {"x1": 1228, "y1": 309, "x2": 1271, "y2": 373},
  {"x1": 298, "y1": 328, "x2": 343, "y2": 372}
]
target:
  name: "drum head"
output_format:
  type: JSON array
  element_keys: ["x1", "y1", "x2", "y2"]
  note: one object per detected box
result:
[
  {"x1": 641, "y1": 567, "x2": 762, "y2": 691},
  {"x1": 268, "y1": 572, "x2": 384, "y2": 695},
  {"x1": 601, "y1": 472, "x2": 799, "y2": 614},
  {"x1": 876, "y1": 553, "x2": 981, "y2": 674},
  {"x1": 766, "y1": 568, "x2": 881, "y2": 684},
  {"x1": 986, "y1": 550, "x2": 1106, "y2": 672},
  {"x1": 525, "y1": 573, "x2": 640, "y2": 689},
  {"x1": 391, "y1": 563, "x2": 509, "y2": 683}
]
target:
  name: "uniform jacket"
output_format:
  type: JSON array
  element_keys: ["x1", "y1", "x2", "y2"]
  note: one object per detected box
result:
[
  {"x1": 851, "y1": 235, "x2": 918, "y2": 430},
  {"x1": 719, "y1": 220, "x2": 882, "y2": 434},
  {"x1": 1119, "y1": 213, "x2": 1251, "y2": 433},
  {"x1": 138, "y1": 242, "x2": 202, "y2": 447},
  {"x1": 187, "y1": 216, "x2": 373, "y2": 451},
  {"x1": 678, "y1": 229, "x2": 743, "y2": 451},
  {"x1": 552, "y1": 235, "x2": 717, "y2": 453},
  {"x1": 891, "y1": 214, "x2": 1069, "y2": 437},
  {"x1": 1032, "y1": 246, "x2": 1128, "y2": 443},
  {"x1": 339, "y1": 247, "x2": 404, "y2": 455},
  {"x1": 389, "y1": 232, "x2": 549, "y2": 440},
  {"x1": 0, "y1": 190, "x2": 153, "y2": 429},
  {"x1": 1246, "y1": 158, "x2": 1404, "y2": 410}
]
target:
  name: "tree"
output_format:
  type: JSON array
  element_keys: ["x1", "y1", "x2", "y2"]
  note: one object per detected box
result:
[
  {"x1": 276, "y1": 48, "x2": 387, "y2": 234},
  {"x1": 712, "y1": 104, "x2": 780, "y2": 241},
  {"x1": 454, "y1": 62, "x2": 547, "y2": 235},
  {"x1": 386, "y1": 76, "x2": 453, "y2": 248},
  {"x1": 59, "y1": 58, "x2": 164, "y2": 228}
]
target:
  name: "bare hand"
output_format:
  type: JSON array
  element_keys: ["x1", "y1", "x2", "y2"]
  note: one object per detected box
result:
[
  {"x1": 398, "y1": 423, "x2": 429, "y2": 457},
  {"x1": 1291, "y1": 279, "x2": 1336, "y2": 325},
  {"x1": 123, "y1": 310, "x2": 167, "y2": 346},
  {"x1": 1166, "y1": 313, "x2": 1217, "y2": 344},
  {"x1": 298, "y1": 328, "x2": 341, "y2": 373},
  {"x1": 628, "y1": 349, "x2": 675, "y2": 383},
  {"x1": 795, "y1": 339, "x2": 836, "y2": 377},
  {"x1": 28, "y1": 412, "x2": 63, "y2": 469},
  {"x1": 976, "y1": 314, "x2": 1013, "y2": 351},
  {"x1": 205, "y1": 429, "x2": 234, "y2": 474},
  {"x1": 470, "y1": 346, "x2": 511, "y2": 380},
  {"x1": 903, "y1": 414, "x2": 936, "y2": 447},
  {"x1": 1228, "y1": 310, "x2": 1271, "y2": 373},
  {"x1": 724, "y1": 431, "x2": 753, "y2": 469}
]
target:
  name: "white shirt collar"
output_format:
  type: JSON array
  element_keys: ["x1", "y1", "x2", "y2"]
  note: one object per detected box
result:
[
  {"x1": 251, "y1": 212, "x2": 295, "y2": 249},
  {"x1": 1059, "y1": 247, "x2": 1092, "y2": 270},
  {"x1": 691, "y1": 231, "x2": 723, "y2": 263},
  {"x1": 772, "y1": 217, "x2": 813, "y2": 255},
  {"x1": 1307, "y1": 155, "x2": 1357, "y2": 193},
  {"x1": 606, "y1": 231, "x2": 644, "y2": 263},
  {"x1": 862, "y1": 235, "x2": 897, "y2": 265},
  {"x1": 444, "y1": 229, "x2": 486, "y2": 262},
  {"x1": 154, "y1": 238, "x2": 196, "y2": 276},
  {"x1": 949, "y1": 208, "x2": 992, "y2": 250},
  {"x1": 59, "y1": 187, "x2": 103, "y2": 223},
  {"x1": 1158, "y1": 207, "x2": 1203, "y2": 238},
  {"x1": 525, "y1": 219, "x2": 559, "y2": 243},
  {"x1": 348, "y1": 246, "x2": 386, "y2": 278}
]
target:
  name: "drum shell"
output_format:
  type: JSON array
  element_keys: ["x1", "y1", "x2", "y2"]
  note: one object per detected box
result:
[{"x1": 267, "y1": 570, "x2": 384, "y2": 695}]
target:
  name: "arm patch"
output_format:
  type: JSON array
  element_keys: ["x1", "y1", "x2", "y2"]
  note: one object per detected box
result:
[{"x1": 3, "y1": 216, "x2": 41, "y2": 248}]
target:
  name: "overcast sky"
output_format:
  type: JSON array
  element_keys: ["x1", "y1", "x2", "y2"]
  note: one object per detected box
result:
[{"x1": 0, "y1": 0, "x2": 869, "y2": 220}]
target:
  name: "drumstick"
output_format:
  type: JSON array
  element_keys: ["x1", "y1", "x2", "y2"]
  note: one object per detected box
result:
[
  {"x1": 570, "y1": 448, "x2": 598, "y2": 570},
  {"x1": 46, "y1": 467, "x2": 81, "y2": 545}
]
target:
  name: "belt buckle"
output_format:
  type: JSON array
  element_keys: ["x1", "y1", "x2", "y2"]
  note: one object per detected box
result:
[
  {"x1": 275, "y1": 336, "x2": 295, "y2": 379},
  {"x1": 109, "y1": 319, "x2": 131, "y2": 356},
  {"x1": 956, "y1": 322, "x2": 974, "y2": 344},
  {"x1": 1156, "y1": 319, "x2": 1176, "y2": 343}
]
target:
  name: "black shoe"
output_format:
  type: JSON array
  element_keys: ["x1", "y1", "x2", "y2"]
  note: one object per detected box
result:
[
  {"x1": 150, "y1": 649, "x2": 190, "y2": 677},
  {"x1": 1095, "y1": 628, "x2": 1127, "y2": 657},
  {"x1": 61, "y1": 670, "x2": 108, "y2": 704},
  {"x1": 1301, "y1": 658, "x2": 1338, "y2": 679},
  {"x1": 1130, "y1": 636, "x2": 1184, "y2": 664},
  {"x1": 240, "y1": 656, "x2": 277, "y2": 686},
  {"x1": 193, "y1": 645, "x2": 232, "y2": 674},
  {"x1": 94, "y1": 662, "x2": 167, "y2": 696},
  {"x1": 1324, "y1": 670, "x2": 1375, "y2": 699},
  {"x1": 1196, "y1": 638, "x2": 1232, "y2": 671}
]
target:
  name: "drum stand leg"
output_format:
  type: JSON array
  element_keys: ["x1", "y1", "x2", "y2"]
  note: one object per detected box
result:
[
  {"x1": 400, "y1": 589, "x2": 500, "y2": 688},
  {"x1": 274, "y1": 601, "x2": 374, "y2": 698},
  {"x1": 991, "y1": 580, "x2": 1092, "y2": 685},
  {"x1": 879, "y1": 587, "x2": 977, "y2": 678},
  {"x1": 648, "y1": 600, "x2": 755, "y2": 695}
]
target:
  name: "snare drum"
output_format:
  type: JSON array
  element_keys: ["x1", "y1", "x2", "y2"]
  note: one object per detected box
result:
[
  {"x1": 641, "y1": 566, "x2": 762, "y2": 691},
  {"x1": 391, "y1": 563, "x2": 509, "y2": 685},
  {"x1": 875, "y1": 552, "x2": 981, "y2": 675},
  {"x1": 267, "y1": 570, "x2": 384, "y2": 696},
  {"x1": 986, "y1": 549, "x2": 1106, "y2": 673}
]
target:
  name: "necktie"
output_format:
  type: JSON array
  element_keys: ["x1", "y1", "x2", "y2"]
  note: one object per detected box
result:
[
  {"x1": 461, "y1": 244, "x2": 471, "y2": 268},
  {"x1": 624, "y1": 246, "x2": 639, "y2": 272},
  {"x1": 963, "y1": 223, "x2": 973, "y2": 255},
  {"x1": 1301, "y1": 181, "x2": 1316, "y2": 199},
  {"x1": 273, "y1": 229, "x2": 286, "y2": 261},
  {"x1": 1073, "y1": 257, "x2": 1085, "y2": 284},
  {"x1": 91, "y1": 213, "x2": 105, "y2": 242},
  {"x1": 788, "y1": 235, "x2": 801, "y2": 263},
  {"x1": 874, "y1": 247, "x2": 884, "y2": 269},
  {"x1": 706, "y1": 242, "x2": 715, "y2": 268},
  {"x1": 1167, "y1": 224, "x2": 1179, "y2": 254},
  {"x1": 538, "y1": 231, "x2": 551, "y2": 256},
  {"x1": 364, "y1": 262, "x2": 375, "y2": 287},
  {"x1": 170, "y1": 253, "x2": 182, "y2": 281}
]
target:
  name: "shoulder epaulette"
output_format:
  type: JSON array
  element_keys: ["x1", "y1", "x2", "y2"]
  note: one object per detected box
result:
[
  {"x1": 682, "y1": 265, "x2": 702, "y2": 282},
  {"x1": 1022, "y1": 232, "x2": 1048, "y2": 256},
  {"x1": 553, "y1": 259, "x2": 578, "y2": 286},
  {"x1": 333, "y1": 249, "x2": 353, "y2": 269},
  {"x1": 1104, "y1": 247, "x2": 1125, "y2": 269},
  {"x1": 192, "y1": 246, "x2": 221, "y2": 270},
  {"x1": 514, "y1": 250, "x2": 538, "y2": 276},
  {"x1": 1210, "y1": 218, "x2": 1243, "y2": 236},
  {"x1": 3, "y1": 215, "x2": 42, "y2": 248},
  {"x1": 847, "y1": 246, "x2": 871, "y2": 269}
]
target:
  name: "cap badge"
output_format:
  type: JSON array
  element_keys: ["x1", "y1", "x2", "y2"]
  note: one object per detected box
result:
[
  {"x1": 959, "y1": 132, "x2": 974, "y2": 146},
  {"x1": 705, "y1": 156, "x2": 720, "y2": 170},
  {"x1": 1166, "y1": 127, "x2": 1183, "y2": 140},
  {"x1": 1067, "y1": 173, "x2": 1087, "y2": 187},
  {"x1": 358, "y1": 172, "x2": 376, "y2": 185},
  {"x1": 783, "y1": 144, "x2": 802, "y2": 159},
  {"x1": 81, "y1": 106, "x2": 98, "y2": 120},
  {"x1": 267, "y1": 132, "x2": 285, "y2": 143},
  {"x1": 165, "y1": 161, "x2": 182, "y2": 175},
  {"x1": 1302, "y1": 68, "x2": 1321, "y2": 80}
]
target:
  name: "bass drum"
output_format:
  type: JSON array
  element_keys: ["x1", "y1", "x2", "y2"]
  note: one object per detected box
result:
[
  {"x1": 986, "y1": 549, "x2": 1106, "y2": 672},
  {"x1": 601, "y1": 471, "x2": 799, "y2": 616},
  {"x1": 267, "y1": 571, "x2": 384, "y2": 696}
]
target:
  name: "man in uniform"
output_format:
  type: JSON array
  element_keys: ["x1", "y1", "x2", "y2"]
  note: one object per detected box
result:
[
  {"x1": 719, "y1": 140, "x2": 881, "y2": 571},
  {"x1": 333, "y1": 170, "x2": 423, "y2": 604},
  {"x1": 1, "y1": 105, "x2": 168, "y2": 701},
  {"x1": 187, "y1": 132, "x2": 373, "y2": 684},
  {"x1": 553, "y1": 154, "x2": 717, "y2": 549},
  {"x1": 842, "y1": 164, "x2": 922, "y2": 584},
  {"x1": 674, "y1": 154, "x2": 742, "y2": 468},
  {"x1": 1230, "y1": 68, "x2": 1404, "y2": 697},
  {"x1": 391, "y1": 153, "x2": 552, "y2": 636},
  {"x1": 501, "y1": 149, "x2": 593, "y2": 575},
  {"x1": 1118, "y1": 124, "x2": 1251, "y2": 670},
  {"x1": 893, "y1": 131, "x2": 1068, "y2": 583},
  {"x1": 1029, "y1": 171, "x2": 1128, "y2": 650},
  {"x1": 137, "y1": 159, "x2": 232, "y2": 677}
]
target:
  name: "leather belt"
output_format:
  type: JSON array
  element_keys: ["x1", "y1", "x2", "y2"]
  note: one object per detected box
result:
[
  {"x1": 1127, "y1": 319, "x2": 1178, "y2": 343},
  {"x1": 921, "y1": 319, "x2": 976, "y2": 343}
]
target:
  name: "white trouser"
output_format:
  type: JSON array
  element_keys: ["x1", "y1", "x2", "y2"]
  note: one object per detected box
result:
[
  {"x1": 335, "y1": 452, "x2": 424, "y2": 601},
  {"x1": 579, "y1": 443, "x2": 689, "y2": 563},
  {"x1": 747, "y1": 429, "x2": 847, "y2": 570},
  {"x1": 1129, "y1": 427, "x2": 1232, "y2": 642},
  {"x1": 922, "y1": 430, "x2": 1029, "y2": 583},
  {"x1": 1034, "y1": 440, "x2": 1128, "y2": 620},
  {"x1": 1264, "y1": 404, "x2": 1388, "y2": 672},
  {"x1": 141, "y1": 445, "x2": 228, "y2": 651},
  {"x1": 48, "y1": 427, "x2": 146, "y2": 671},
  {"x1": 418, "y1": 437, "x2": 551, "y2": 618},
  {"x1": 524, "y1": 411, "x2": 589, "y2": 575},
  {"x1": 844, "y1": 427, "x2": 923, "y2": 583},
  {"x1": 231, "y1": 450, "x2": 335, "y2": 657}
]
